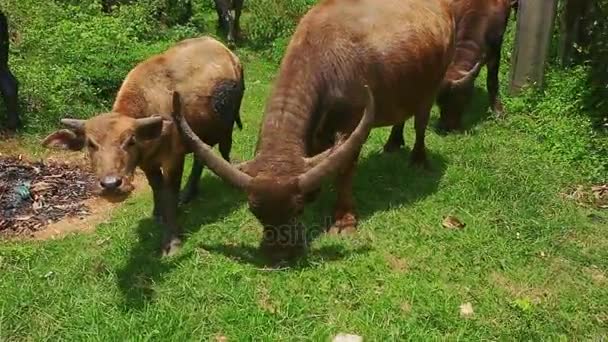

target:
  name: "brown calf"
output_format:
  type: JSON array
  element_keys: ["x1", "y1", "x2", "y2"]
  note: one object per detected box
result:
[
  {"x1": 42, "y1": 36, "x2": 245, "y2": 256},
  {"x1": 436, "y1": 0, "x2": 515, "y2": 132},
  {"x1": 171, "y1": 0, "x2": 468, "y2": 261}
]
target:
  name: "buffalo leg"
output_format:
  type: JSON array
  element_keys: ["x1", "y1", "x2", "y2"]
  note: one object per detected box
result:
[
  {"x1": 234, "y1": 0, "x2": 243, "y2": 40},
  {"x1": 160, "y1": 155, "x2": 185, "y2": 256},
  {"x1": 410, "y1": 103, "x2": 432, "y2": 168},
  {"x1": 383, "y1": 123, "x2": 405, "y2": 153},
  {"x1": 0, "y1": 68, "x2": 20, "y2": 130},
  {"x1": 218, "y1": 136, "x2": 232, "y2": 162},
  {"x1": 142, "y1": 166, "x2": 164, "y2": 224},
  {"x1": 486, "y1": 38, "x2": 504, "y2": 116},
  {"x1": 180, "y1": 157, "x2": 204, "y2": 204},
  {"x1": 328, "y1": 148, "x2": 361, "y2": 235}
]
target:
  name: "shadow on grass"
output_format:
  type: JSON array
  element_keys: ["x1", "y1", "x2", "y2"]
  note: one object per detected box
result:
[
  {"x1": 199, "y1": 242, "x2": 373, "y2": 269},
  {"x1": 431, "y1": 86, "x2": 493, "y2": 135},
  {"x1": 116, "y1": 174, "x2": 245, "y2": 311},
  {"x1": 198, "y1": 147, "x2": 447, "y2": 267}
]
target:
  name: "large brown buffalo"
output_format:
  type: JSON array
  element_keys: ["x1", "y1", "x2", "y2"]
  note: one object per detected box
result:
[
  {"x1": 42, "y1": 36, "x2": 245, "y2": 256},
  {"x1": 436, "y1": 0, "x2": 515, "y2": 132},
  {"x1": 172, "y1": 0, "x2": 476, "y2": 260}
]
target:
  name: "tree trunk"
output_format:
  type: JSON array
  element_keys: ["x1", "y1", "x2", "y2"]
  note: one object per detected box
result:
[{"x1": 509, "y1": 0, "x2": 558, "y2": 95}]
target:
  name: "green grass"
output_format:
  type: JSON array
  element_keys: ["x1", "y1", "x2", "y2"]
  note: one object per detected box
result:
[{"x1": 2, "y1": 45, "x2": 608, "y2": 341}]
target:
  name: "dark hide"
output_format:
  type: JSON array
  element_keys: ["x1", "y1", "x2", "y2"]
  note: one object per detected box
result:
[
  {"x1": 0, "y1": 10, "x2": 20, "y2": 130},
  {"x1": 213, "y1": 0, "x2": 243, "y2": 45},
  {"x1": 211, "y1": 73, "x2": 245, "y2": 130},
  {"x1": 436, "y1": 0, "x2": 515, "y2": 132}
]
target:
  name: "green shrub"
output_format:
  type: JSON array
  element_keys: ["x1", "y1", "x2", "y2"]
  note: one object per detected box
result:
[
  {"x1": 0, "y1": 0, "x2": 199, "y2": 133},
  {"x1": 246, "y1": 0, "x2": 315, "y2": 61},
  {"x1": 504, "y1": 65, "x2": 607, "y2": 182}
]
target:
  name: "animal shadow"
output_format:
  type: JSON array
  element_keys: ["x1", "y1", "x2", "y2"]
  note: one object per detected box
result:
[
  {"x1": 116, "y1": 171, "x2": 245, "y2": 311},
  {"x1": 307, "y1": 147, "x2": 447, "y2": 227},
  {"x1": 196, "y1": 146, "x2": 446, "y2": 268},
  {"x1": 199, "y1": 242, "x2": 373, "y2": 270}
]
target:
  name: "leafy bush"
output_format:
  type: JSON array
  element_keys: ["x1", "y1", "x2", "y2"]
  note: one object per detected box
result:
[
  {"x1": 504, "y1": 65, "x2": 607, "y2": 182},
  {"x1": 0, "y1": 0, "x2": 198, "y2": 133},
  {"x1": 246, "y1": 0, "x2": 315, "y2": 61}
]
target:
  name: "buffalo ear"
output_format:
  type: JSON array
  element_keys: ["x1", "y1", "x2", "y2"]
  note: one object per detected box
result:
[{"x1": 41, "y1": 129, "x2": 85, "y2": 151}]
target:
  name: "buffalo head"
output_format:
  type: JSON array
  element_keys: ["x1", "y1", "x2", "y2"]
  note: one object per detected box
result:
[
  {"x1": 171, "y1": 86, "x2": 375, "y2": 251},
  {"x1": 42, "y1": 113, "x2": 172, "y2": 198}
]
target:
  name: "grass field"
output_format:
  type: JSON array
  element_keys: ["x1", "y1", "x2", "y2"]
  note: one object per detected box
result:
[{"x1": 1, "y1": 45, "x2": 607, "y2": 340}]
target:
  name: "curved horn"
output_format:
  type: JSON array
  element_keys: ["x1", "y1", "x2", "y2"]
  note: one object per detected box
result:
[
  {"x1": 303, "y1": 134, "x2": 347, "y2": 168},
  {"x1": 297, "y1": 85, "x2": 376, "y2": 194},
  {"x1": 60, "y1": 118, "x2": 86, "y2": 132},
  {"x1": 171, "y1": 91, "x2": 252, "y2": 189},
  {"x1": 447, "y1": 60, "x2": 483, "y2": 90},
  {"x1": 135, "y1": 116, "x2": 163, "y2": 127}
]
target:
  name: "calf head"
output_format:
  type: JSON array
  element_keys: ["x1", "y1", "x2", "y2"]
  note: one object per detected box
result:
[
  {"x1": 171, "y1": 86, "x2": 375, "y2": 250},
  {"x1": 42, "y1": 113, "x2": 171, "y2": 198}
]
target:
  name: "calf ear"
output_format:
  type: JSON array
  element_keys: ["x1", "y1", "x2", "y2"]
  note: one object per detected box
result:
[{"x1": 41, "y1": 129, "x2": 85, "y2": 151}]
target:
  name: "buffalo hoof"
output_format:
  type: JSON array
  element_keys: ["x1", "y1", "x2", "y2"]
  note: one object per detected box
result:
[
  {"x1": 179, "y1": 188, "x2": 198, "y2": 204},
  {"x1": 382, "y1": 142, "x2": 404, "y2": 153},
  {"x1": 161, "y1": 237, "x2": 182, "y2": 257},
  {"x1": 328, "y1": 212, "x2": 357, "y2": 235},
  {"x1": 409, "y1": 151, "x2": 431, "y2": 170},
  {"x1": 490, "y1": 103, "x2": 505, "y2": 119}
]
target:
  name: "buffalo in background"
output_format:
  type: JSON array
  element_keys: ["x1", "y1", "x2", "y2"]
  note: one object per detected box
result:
[{"x1": 0, "y1": 10, "x2": 20, "y2": 131}]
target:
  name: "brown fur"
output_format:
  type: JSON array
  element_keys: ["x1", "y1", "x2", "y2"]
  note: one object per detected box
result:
[
  {"x1": 436, "y1": 0, "x2": 515, "y2": 132},
  {"x1": 41, "y1": 36, "x2": 245, "y2": 256},
  {"x1": 173, "y1": 0, "x2": 456, "y2": 261}
]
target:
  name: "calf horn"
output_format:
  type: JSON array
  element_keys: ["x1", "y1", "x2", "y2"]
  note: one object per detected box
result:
[
  {"x1": 171, "y1": 91, "x2": 253, "y2": 189},
  {"x1": 60, "y1": 118, "x2": 86, "y2": 132},
  {"x1": 135, "y1": 116, "x2": 163, "y2": 127},
  {"x1": 297, "y1": 85, "x2": 375, "y2": 194},
  {"x1": 447, "y1": 60, "x2": 483, "y2": 90}
]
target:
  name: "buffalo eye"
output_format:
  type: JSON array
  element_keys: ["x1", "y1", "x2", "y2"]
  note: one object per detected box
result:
[
  {"x1": 87, "y1": 139, "x2": 99, "y2": 151},
  {"x1": 123, "y1": 136, "x2": 136, "y2": 149}
]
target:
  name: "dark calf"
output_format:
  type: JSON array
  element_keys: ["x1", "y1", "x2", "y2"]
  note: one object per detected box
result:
[
  {"x1": 436, "y1": 0, "x2": 515, "y2": 132},
  {"x1": 213, "y1": 0, "x2": 243, "y2": 45},
  {"x1": 0, "y1": 10, "x2": 20, "y2": 130}
]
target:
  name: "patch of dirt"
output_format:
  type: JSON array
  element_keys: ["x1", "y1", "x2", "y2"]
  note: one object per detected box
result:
[
  {"x1": 489, "y1": 272, "x2": 551, "y2": 304},
  {"x1": 583, "y1": 266, "x2": 606, "y2": 285},
  {"x1": 384, "y1": 253, "x2": 409, "y2": 273},
  {"x1": 400, "y1": 301, "x2": 412, "y2": 314},
  {"x1": 0, "y1": 149, "x2": 148, "y2": 240},
  {"x1": 257, "y1": 286, "x2": 277, "y2": 314},
  {"x1": 561, "y1": 184, "x2": 608, "y2": 209},
  {"x1": 0, "y1": 155, "x2": 97, "y2": 234}
]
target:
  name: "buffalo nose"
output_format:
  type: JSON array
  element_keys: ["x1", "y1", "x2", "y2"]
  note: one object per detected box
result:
[{"x1": 100, "y1": 176, "x2": 122, "y2": 190}]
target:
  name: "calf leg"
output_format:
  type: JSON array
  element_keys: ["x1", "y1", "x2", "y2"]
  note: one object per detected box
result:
[
  {"x1": 179, "y1": 157, "x2": 204, "y2": 204},
  {"x1": 218, "y1": 136, "x2": 232, "y2": 162},
  {"x1": 328, "y1": 148, "x2": 361, "y2": 235},
  {"x1": 142, "y1": 166, "x2": 164, "y2": 224},
  {"x1": 486, "y1": 38, "x2": 505, "y2": 116},
  {"x1": 0, "y1": 68, "x2": 20, "y2": 130},
  {"x1": 160, "y1": 155, "x2": 186, "y2": 257},
  {"x1": 383, "y1": 123, "x2": 405, "y2": 153},
  {"x1": 410, "y1": 102, "x2": 433, "y2": 168}
]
